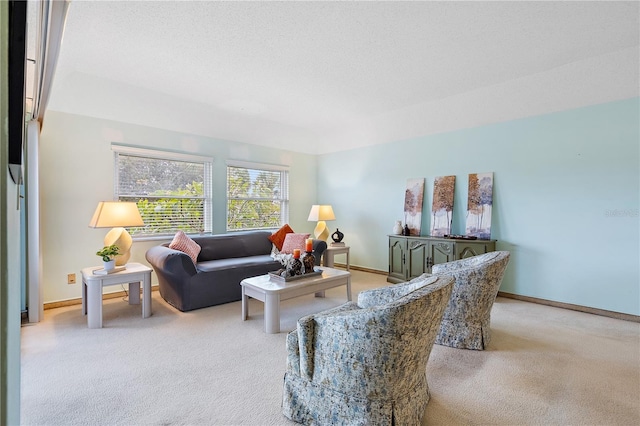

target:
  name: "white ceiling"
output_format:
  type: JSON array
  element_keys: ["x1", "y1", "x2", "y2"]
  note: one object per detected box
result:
[{"x1": 47, "y1": 1, "x2": 639, "y2": 155}]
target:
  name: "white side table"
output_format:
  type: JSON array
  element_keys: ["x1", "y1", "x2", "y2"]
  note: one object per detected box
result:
[
  {"x1": 81, "y1": 262, "x2": 152, "y2": 329},
  {"x1": 323, "y1": 245, "x2": 350, "y2": 271}
]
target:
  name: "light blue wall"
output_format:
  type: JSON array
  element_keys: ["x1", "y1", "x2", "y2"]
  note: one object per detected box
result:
[
  {"x1": 39, "y1": 99, "x2": 639, "y2": 315},
  {"x1": 39, "y1": 111, "x2": 317, "y2": 303},
  {"x1": 317, "y1": 98, "x2": 640, "y2": 316}
]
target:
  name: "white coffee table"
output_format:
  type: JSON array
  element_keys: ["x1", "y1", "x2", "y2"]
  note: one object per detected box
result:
[
  {"x1": 240, "y1": 267, "x2": 352, "y2": 334},
  {"x1": 81, "y1": 262, "x2": 152, "y2": 328}
]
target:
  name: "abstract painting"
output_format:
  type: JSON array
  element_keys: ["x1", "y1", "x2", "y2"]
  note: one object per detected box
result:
[
  {"x1": 404, "y1": 178, "x2": 425, "y2": 236},
  {"x1": 466, "y1": 172, "x2": 493, "y2": 239},
  {"x1": 430, "y1": 175, "x2": 456, "y2": 236}
]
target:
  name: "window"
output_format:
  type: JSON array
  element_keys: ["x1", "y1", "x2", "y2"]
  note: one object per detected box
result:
[
  {"x1": 226, "y1": 160, "x2": 289, "y2": 231},
  {"x1": 113, "y1": 145, "x2": 213, "y2": 237}
]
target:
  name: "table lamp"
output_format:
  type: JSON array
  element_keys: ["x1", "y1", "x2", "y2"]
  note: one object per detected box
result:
[
  {"x1": 89, "y1": 201, "x2": 144, "y2": 266},
  {"x1": 307, "y1": 205, "x2": 335, "y2": 241}
]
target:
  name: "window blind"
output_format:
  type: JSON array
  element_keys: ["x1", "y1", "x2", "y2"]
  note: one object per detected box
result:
[{"x1": 113, "y1": 145, "x2": 213, "y2": 236}]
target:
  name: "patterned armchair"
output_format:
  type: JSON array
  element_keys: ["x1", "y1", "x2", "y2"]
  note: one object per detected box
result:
[
  {"x1": 282, "y1": 274, "x2": 454, "y2": 425},
  {"x1": 432, "y1": 250, "x2": 510, "y2": 350}
]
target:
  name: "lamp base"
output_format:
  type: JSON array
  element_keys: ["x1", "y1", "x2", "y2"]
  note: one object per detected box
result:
[
  {"x1": 313, "y1": 221, "x2": 330, "y2": 241},
  {"x1": 104, "y1": 227, "x2": 132, "y2": 266}
]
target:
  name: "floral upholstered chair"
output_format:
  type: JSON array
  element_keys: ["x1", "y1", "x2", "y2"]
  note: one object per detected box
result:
[
  {"x1": 432, "y1": 250, "x2": 510, "y2": 350},
  {"x1": 282, "y1": 274, "x2": 454, "y2": 425}
]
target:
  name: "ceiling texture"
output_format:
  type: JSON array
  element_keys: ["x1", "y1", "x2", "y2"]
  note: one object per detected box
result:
[{"x1": 47, "y1": 1, "x2": 639, "y2": 155}]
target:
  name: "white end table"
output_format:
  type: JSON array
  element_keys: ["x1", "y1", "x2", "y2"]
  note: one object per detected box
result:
[
  {"x1": 81, "y1": 262, "x2": 152, "y2": 329},
  {"x1": 323, "y1": 245, "x2": 350, "y2": 271}
]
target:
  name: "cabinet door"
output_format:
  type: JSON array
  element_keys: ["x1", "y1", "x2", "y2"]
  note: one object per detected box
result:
[
  {"x1": 455, "y1": 241, "x2": 496, "y2": 260},
  {"x1": 388, "y1": 237, "x2": 406, "y2": 281},
  {"x1": 407, "y1": 238, "x2": 429, "y2": 280},
  {"x1": 428, "y1": 240, "x2": 455, "y2": 270}
]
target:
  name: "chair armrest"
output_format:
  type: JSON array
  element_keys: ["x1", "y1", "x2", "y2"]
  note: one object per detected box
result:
[
  {"x1": 296, "y1": 303, "x2": 398, "y2": 382},
  {"x1": 306, "y1": 306, "x2": 405, "y2": 396},
  {"x1": 431, "y1": 258, "x2": 473, "y2": 274},
  {"x1": 286, "y1": 330, "x2": 300, "y2": 376},
  {"x1": 295, "y1": 301, "x2": 360, "y2": 379},
  {"x1": 357, "y1": 274, "x2": 437, "y2": 308},
  {"x1": 431, "y1": 251, "x2": 502, "y2": 274}
]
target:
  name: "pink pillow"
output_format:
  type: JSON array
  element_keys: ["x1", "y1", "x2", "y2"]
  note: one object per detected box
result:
[
  {"x1": 281, "y1": 233, "x2": 311, "y2": 254},
  {"x1": 169, "y1": 231, "x2": 201, "y2": 265}
]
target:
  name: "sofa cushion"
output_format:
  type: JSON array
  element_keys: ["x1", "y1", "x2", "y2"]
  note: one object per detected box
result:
[
  {"x1": 169, "y1": 231, "x2": 201, "y2": 265},
  {"x1": 268, "y1": 224, "x2": 294, "y2": 251},
  {"x1": 281, "y1": 233, "x2": 310, "y2": 254}
]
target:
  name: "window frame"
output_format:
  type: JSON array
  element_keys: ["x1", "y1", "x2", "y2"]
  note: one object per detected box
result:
[
  {"x1": 226, "y1": 159, "x2": 289, "y2": 232},
  {"x1": 112, "y1": 144, "x2": 213, "y2": 239}
]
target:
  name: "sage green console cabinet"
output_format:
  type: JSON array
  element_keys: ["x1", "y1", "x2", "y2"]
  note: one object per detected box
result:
[{"x1": 387, "y1": 235, "x2": 496, "y2": 283}]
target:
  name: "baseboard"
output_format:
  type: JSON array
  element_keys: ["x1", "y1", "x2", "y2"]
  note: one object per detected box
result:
[
  {"x1": 44, "y1": 266, "x2": 386, "y2": 309},
  {"x1": 497, "y1": 291, "x2": 639, "y2": 323},
  {"x1": 43, "y1": 271, "x2": 638, "y2": 323},
  {"x1": 44, "y1": 286, "x2": 159, "y2": 310},
  {"x1": 343, "y1": 265, "x2": 640, "y2": 323},
  {"x1": 334, "y1": 263, "x2": 387, "y2": 276}
]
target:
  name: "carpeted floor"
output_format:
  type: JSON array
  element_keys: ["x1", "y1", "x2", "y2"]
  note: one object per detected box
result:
[{"x1": 21, "y1": 270, "x2": 640, "y2": 425}]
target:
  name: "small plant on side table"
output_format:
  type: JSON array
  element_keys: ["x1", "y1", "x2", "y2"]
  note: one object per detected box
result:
[{"x1": 96, "y1": 244, "x2": 120, "y2": 271}]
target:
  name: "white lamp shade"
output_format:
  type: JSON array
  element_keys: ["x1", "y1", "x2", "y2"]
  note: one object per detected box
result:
[
  {"x1": 89, "y1": 201, "x2": 143, "y2": 267},
  {"x1": 89, "y1": 201, "x2": 144, "y2": 228},
  {"x1": 307, "y1": 205, "x2": 336, "y2": 222}
]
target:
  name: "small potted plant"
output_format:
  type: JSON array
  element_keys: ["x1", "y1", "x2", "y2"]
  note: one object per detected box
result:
[{"x1": 96, "y1": 244, "x2": 120, "y2": 271}]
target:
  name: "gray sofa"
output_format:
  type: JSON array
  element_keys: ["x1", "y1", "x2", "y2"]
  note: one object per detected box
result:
[{"x1": 145, "y1": 231, "x2": 327, "y2": 312}]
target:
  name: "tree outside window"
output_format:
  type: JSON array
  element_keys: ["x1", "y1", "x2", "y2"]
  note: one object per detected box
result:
[{"x1": 227, "y1": 163, "x2": 288, "y2": 231}]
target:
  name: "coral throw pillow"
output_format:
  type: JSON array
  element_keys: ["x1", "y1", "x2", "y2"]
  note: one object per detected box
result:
[
  {"x1": 281, "y1": 233, "x2": 311, "y2": 254},
  {"x1": 268, "y1": 224, "x2": 294, "y2": 251},
  {"x1": 169, "y1": 231, "x2": 201, "y2": 265}
]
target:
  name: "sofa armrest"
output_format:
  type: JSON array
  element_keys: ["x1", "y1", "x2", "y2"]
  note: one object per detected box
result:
[
  {"x1": 146, "y1": 245, "x2": 198, "y2": 277},
  {"x1": 146, "y1": 246, "x2": 199, "y2": 311}
]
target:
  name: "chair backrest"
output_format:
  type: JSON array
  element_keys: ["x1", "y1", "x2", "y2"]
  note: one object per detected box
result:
[
  {"x1": 382, "y1": 275, "x2": 455, "y2": 380},
  {"x1": 357, "y1": 273, "x2": 445, "y2": 308},
  {"x1": 433, "y1": 251, "x2": 510, "y2": 319},
  {"x1": 309, "y1": 275, "x2": 454, "y2": 397}
]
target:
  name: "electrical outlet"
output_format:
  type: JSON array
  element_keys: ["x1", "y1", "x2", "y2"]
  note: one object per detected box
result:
[{"x1": 67, "y1": 273, "x2": 76, "y2": 284}]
